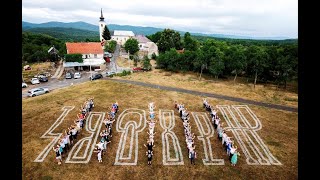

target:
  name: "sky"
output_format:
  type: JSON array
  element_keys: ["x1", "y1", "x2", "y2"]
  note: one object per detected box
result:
[{"x1": 22, "y1": 0, "x2": 298, "y2": 38}]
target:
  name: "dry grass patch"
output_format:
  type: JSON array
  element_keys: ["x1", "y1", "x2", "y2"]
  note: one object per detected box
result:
[
  {"x1": 22, "y1": 62, "x2": 56, "y2": 82},
  {"x1": 115, "y1": 69, "x2": 298, "y2": 107},
  {"x1": 22, "y1": 80, "x2": 297, "y2": 179}
]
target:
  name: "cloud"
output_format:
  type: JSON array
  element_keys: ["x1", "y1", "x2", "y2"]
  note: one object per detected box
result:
[{"x1": 22, "y1": 0, "x2": 298, "y2": 38}]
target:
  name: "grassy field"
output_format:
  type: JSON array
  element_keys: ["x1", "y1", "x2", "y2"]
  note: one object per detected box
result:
[
  {"x1": 22, "y1": 80, "x2": 297, "y2": 179},
  {"x1": 114, "y1": 61, "x2": 297, "y2": 108}
]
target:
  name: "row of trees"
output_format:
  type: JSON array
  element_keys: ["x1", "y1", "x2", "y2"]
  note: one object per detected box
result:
[{"x1": 151, "y1": 29, "x2": 297, "y2": 88}]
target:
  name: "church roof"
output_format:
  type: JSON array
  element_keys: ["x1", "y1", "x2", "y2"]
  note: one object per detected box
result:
[
  {"x1": 113, "y1": 30, "x2": 135, "y2": 36},
  {"x1": 66, "y1": 42, "x2": 103, "y2": 54},
  {"x1": 134, "y1": 35, "x2": 152, "y2": 43}
]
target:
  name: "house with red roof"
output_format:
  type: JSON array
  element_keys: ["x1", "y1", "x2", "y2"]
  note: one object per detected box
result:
[{"x1": 64, "y1": 42, "x2": 106, "y2": 71}]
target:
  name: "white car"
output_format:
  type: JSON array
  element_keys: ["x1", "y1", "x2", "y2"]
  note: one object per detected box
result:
[
  {"x1": 106, "y1": 71, "x2": 116, "y2": 77},
  {"x1": 22, "y1": 82, "x2": 28, "y2": 88},
  {"x1": 28, "y1": 87, "x2": 49, "y2": 97},
  {"x1": 31, "y1": 78, "x2": 40, "y2": 85},
  {"x1": 74, "y1": 72, "x2": 81, "y2": 79}
]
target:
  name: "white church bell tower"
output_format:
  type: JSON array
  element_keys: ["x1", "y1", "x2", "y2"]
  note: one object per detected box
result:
[{"x1": 99, "y1": 8, "x2": 106, "y2": 42}]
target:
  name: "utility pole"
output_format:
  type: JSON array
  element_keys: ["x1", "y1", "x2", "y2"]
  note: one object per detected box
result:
[{"x1": 90, "y1": 59, "x2": 92, "y2": 81}]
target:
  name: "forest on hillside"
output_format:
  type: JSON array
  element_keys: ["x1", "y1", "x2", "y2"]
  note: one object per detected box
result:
[
  {"x1": 148, "y1": 30, "x2": 298, "y2": 89},
  {"x1": 23, "y1": 27, "x2": 100, "y2": 42},
  {"x1": 22, "y1": 32, "x2": 67, "y2": 63}
]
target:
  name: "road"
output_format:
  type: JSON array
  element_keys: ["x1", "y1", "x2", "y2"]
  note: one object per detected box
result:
[
  {"x1": 109, "y1": 44, "x2": 132, "y2": 73},
  {"x1": 105, "y1": 78, "x2": 298, "y2": 113}
]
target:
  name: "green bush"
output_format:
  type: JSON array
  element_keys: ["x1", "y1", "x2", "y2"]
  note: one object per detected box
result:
[
  {"x1": 64, "y1": 54, "x2": 83, "y2": 63},
  {"x1": 115, "y1": 70, "x2": 132, "y2": 77}
]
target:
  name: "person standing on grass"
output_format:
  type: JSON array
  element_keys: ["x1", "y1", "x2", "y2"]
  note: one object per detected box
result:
[
  {"x1": 231, "y1": 150, "x2": 240, "y2": 166},
  {"x1": 94, "y1": 148, "x2": 103, "y2": 163},
  {"x1": 174, "y1": 101, "x2": 178, "y2": 109},
  {"x1": 230, "y1": 145, "x2": 237, "y2": 162},
  {"x1": 150, "y1": 111, "x2": 155, "y2": 119},
  {"x1": 53, "y1": 145, "x2": 62, "y2": 165},
  {"x1": 146, "y1": 150, "x2": 153, "y2": 165},
  {"x1": 144, "y1": 140, "x2": 155, "y2": 151},
  {"x1": 189, "y1": 148, "x2": 197, "y2": 165}
]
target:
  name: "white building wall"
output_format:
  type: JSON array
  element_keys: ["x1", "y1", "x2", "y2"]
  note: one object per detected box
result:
[
  {"x1": 99, "y1": 21, "x2": 106, "y2": 41},
  {"x1": 111, "y1": 36, "x2": 133, "y2": 46},
  {"x1": 82, "y1": 53, "x2": 104, "y2": 59}
]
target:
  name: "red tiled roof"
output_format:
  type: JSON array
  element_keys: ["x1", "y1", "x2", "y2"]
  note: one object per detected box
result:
[{"x1": 66, "y1": 42, "x2": 103, "y2": 54}]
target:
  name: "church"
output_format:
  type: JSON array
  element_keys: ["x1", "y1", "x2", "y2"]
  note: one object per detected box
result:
[{"x1": 64, "y1": 9, "x2": 158, "y2": 71}]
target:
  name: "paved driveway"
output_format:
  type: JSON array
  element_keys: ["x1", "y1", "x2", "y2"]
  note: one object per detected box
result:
[{"x1": 22, "y1": 72, "x2": 92, "y2": 98}]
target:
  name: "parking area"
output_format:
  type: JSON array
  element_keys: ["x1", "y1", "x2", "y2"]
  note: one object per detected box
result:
[{"x1": 22, "y1": 71, "x2": 99, "y2": 98}]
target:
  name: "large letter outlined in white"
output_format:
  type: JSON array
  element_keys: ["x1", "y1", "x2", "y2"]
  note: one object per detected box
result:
[
  {"x1": 159, "y1": 109, "x2": 184, "y2": 165},
  {"x1": 65, "y1": 112, "x2": 105, "y2": 163},
  {"x1": 34, "y1": 106, "x2": 75, "y2": 162},
  {"x1": 114, "y1": 108, "x2": 146, "y2": 165},
  {"x1": 217, "y1": 105, "x2": 281, "y2": 165},
  {"x1": 191, "y1": 112, "x2": 225, "y2": 165}
]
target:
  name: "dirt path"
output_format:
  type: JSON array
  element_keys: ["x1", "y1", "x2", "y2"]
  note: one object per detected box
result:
[
  {"x1": 51, "y1": 60, "x2": 63, "y2": 79},
  {"x1": 106, "y1": 78, "x2": 298, "y2": 112}
]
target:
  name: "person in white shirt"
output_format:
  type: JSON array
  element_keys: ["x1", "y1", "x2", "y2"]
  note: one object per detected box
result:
[
  {"x1": 93, "y1": 148, "x2": 102, "y2": 162},
  {"x1": 222, "y1": 131, "x2": 227, "y2": 145}
]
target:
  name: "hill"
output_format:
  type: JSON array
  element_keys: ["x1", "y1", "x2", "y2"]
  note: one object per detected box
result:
[
  {"x1": 22, "y1": 21, "x2": 292, "y2": 40},
  {"x1": 23, "y1": 27, "x2": 100, "y2": 42}
]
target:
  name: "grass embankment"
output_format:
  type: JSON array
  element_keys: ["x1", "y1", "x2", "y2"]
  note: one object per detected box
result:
[{"x1": 115, "y1": 61, "x2": 297, "y2": 108}]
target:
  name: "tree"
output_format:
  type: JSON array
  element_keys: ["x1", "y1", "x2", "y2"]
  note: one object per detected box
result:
[
  {"x1": 133, "y1": 55, "x2": 139, "y2": 66},
  {"x1": 147, "y1": 31, "x2": 162, "y2": 43},
  {"x1": 156, "y1": 48, "x2": 180, "y2": 71},
  {"x1": 102, "y1": 25, "x2": 111, "y2": 40},
  {"x1": 142, "y1": 55, "x2": 152, "y2": 70},
  {"x1": 207, "y1": 48, "x2": 225, "y2": 79},
  {"x1": 157, "y1": 29, "x2": 182, "y2": 53},
  {"x1": 124, "y1": 38, "x2": 139, "y2": 55},
  {"x1": 274, "y1": 45, "x2": 298, "y2": 89},
  {"x1": 183, "y1": 32, "x2": 198, "y2": 51},
  {"x1": 225, "y1": 45, "x2": 246, "y2": 82},
  {"x1": 32, "y1": 51, "x2": 48, "y2": 62},
  {"x1": 246, "y1": 45, "x2": 268, "y2": 88},
  {"x1": 104, "y1": 40, "x2": 117, "y2": 53}
]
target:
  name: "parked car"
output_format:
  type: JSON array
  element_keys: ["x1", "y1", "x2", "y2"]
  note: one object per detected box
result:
[
  {"x1": 24, "y1": 65, "x2": 31, "y2": 70},
  {"x1": 106, "y1": 71, "x2": 116, "y2": 77},
  {"x1": 22, "y1": 82, "x2": 28, "y2": 88},
  {"x1": 104, "y1": 52, "x2": 113, "y2": 58},
  {"x1": 142, "y1": 67, "x2": 151, "y2": 71},
  {"x1": 38, "y1": 76, "x2": 48, "y2": 82},
  {"x1": 133, "y1": 67, "x2": 143, "y2": 72},
  {"x1": 28, "y1": 87, "x2": 49, "y2": 97},
  {"x1": 34, "y1": 73, "x2": 47, "y2": 78},
  {"x1": 65, "y1": 72, "x2": 73, "y2": 79},
  {"x1": 74, "y1": 72, "x2": 81, "y2": 79},
  {"x1": 90, "y1": 73, "x2": 103, "y2": 80},
  {"x1": 31, "y1": 78, "x2": 40, "y2": 85}
]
